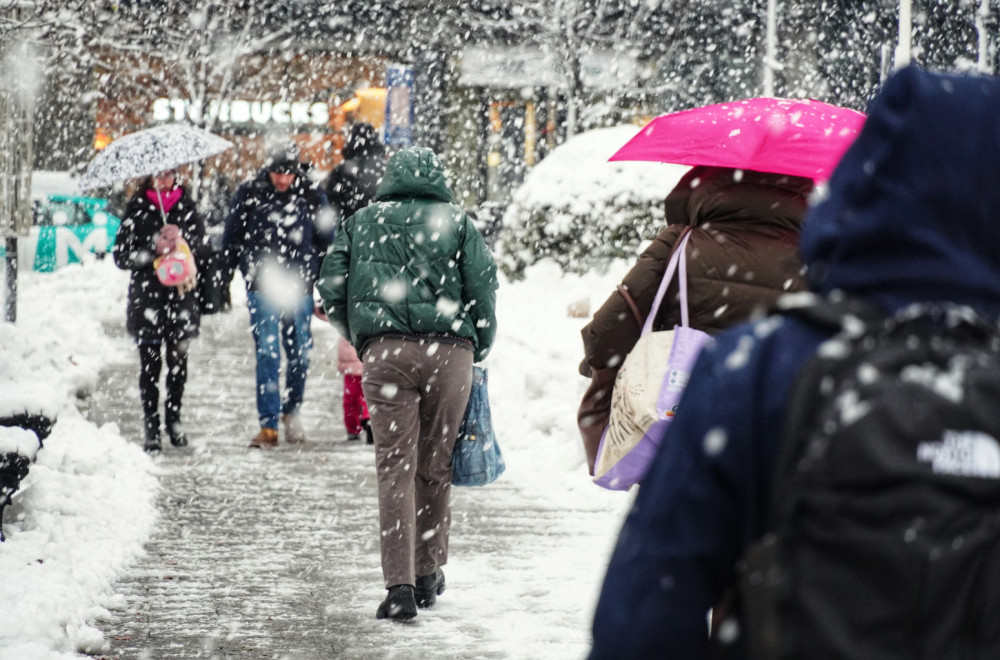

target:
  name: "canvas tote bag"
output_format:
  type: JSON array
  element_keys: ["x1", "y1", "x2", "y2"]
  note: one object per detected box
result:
[{"x1": 593, "y1": 231, "x2": 711, "y2": 490}]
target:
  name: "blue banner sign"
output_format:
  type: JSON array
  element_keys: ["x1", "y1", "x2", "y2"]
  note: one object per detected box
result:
[{"x1": 384, "y1": 65, "x2": 415, "y2": 147}]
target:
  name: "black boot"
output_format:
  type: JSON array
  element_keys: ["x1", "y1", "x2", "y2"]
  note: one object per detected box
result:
[
  {"x1": 166, "y1": 419, "x2": 187, "y2": 447},
  {"x1": 143, "y1": 414, "x2": 161, "y2": 452},
  {"x1": 415, "y1": 568, "x2": 446, "y2": 608},
  {"x1": 362, "y1": 418, "x2": 374, "y2": 445},
  {"x1": 376, "y1": 584, "x2": 417, "y2": 620},
  {"x1": 144, "y1": 430, "x2": 162, "y2": 453}
]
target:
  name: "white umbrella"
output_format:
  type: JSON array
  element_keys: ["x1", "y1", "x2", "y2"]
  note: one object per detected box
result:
[{"x1": 79, "y1": 124, "x2": 234, "y2": 191}]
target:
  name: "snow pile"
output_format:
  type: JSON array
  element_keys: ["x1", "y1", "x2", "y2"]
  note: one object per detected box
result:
[
  {"x1": 0, "y1": 426, "x2": 41, "y2": 460},
  {"x1": 0, "y1": 262, "x2": 158, "y2": 660},
  {"x1": 497, "y1": 125, "x2": 688, "y2": 278},
  {"x1": 488, "y1": 258, "x2": 632, "y2": 498}
]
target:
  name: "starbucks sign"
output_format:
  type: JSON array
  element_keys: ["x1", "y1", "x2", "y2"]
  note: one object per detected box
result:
[{"x1": 152, "y1": 98, "x2": 329, "y2": 126}]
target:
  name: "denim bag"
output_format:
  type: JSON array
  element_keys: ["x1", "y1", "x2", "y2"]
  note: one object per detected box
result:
[{"x1": 452, "y1": 366, "x2": 505, "y2": 486}]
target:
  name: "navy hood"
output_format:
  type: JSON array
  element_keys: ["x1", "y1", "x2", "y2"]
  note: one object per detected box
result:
[{"x1": 801, "y1": 65, "x2": 1000, "y2": 319}]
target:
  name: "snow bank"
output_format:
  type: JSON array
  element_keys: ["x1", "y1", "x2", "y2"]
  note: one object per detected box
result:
[{"x1": 0, "y1": 262, "x2": 158, "y2": 660}]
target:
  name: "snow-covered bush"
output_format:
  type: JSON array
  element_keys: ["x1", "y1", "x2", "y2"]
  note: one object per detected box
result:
[{"x1": 496, "y1": 125, "x2": 689, "y2": 279}]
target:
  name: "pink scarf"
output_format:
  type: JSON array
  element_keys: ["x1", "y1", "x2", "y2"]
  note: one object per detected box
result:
[{"x1": 146, "y1": 187, "x2": 183, "y2": 213}]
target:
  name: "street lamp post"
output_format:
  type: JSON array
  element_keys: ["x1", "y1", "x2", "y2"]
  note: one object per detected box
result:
[
  {"x1": 763, "y1": 0, "x2": 777, "y2": 96},
  {"x1": 895, "y1": 0, "x2": 912, "y2": 70},
  {"x1": 1, "y1": 8, "x2": 39, "y2": 323},
  {"x1": 977, "y1": 0, "x2": 994, "y2": 73}
]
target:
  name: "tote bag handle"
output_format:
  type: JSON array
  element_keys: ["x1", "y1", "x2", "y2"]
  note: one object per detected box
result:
[{"x1": 641, "y1": 230, "x2": 694, "y2": 336}]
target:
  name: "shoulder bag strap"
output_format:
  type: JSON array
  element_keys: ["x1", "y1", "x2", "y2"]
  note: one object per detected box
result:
[
  {"x1": 641, "y1": 228, "x2": 694, "y2": 336},
  {"x1": 615, "y1": 284, "x2": 644, "y2": 328},
  {"x1": 677, "y1": 230, "x2": 692, "y2": 328}
]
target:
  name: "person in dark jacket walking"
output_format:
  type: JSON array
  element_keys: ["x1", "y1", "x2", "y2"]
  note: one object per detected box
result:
[
  {"x1": 317, "y1": 146, "x2": 498, "y2": 621},
  {"x1": 325, "y1": 122, "x2": 386, "y2": 223},
  {"x1": 577, "y1": 166, "x2": 813, "y2": 474},
  {"x1": 589, "y1": 66, "x2": 1000, "y2": 659},
  {"x1": 322, "y1": 122, "x2": 385, "y2": 438},
  {"x1": 113, "y1": 169, "x2": 211, "y2": 451},
  {"x1": 222, "y1": 141, "x2": 335, "y2": 448}
]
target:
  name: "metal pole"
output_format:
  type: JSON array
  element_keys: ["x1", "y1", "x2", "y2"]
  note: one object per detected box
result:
[
  {"x1": 763, "y1": 0, "x2": 777, "y2": 96},
  {"x1": 1, "y1": 11, "x2": 39, "y2": 323},
  {"x1": 895, "y1": 0, "x2": 912, "y2": 69},
  {"x1": 4, "y1": 238, "x2": 15, "y2": 322},
  {"x1": 977, "y1": 0, "x2": 992, "y2": 73}
]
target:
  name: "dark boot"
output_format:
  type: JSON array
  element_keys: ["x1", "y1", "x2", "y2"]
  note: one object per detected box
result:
[
  {"x1": 362, "y1": 418, "x2": 373, "y2": 445},
  {"x1": 376, "y1": 584, "x2": 417, "y2": 621},
  {"x1": 415, "y1": 569, "x2": 446, "y2": 608},
  {"x1": 144, "y1": 429, "x2": 162, "y2": 453},
  {"x1": 143, "y1": 413, "x2": 161, "y2": 452},
  {"x1": 166, "y1": 419, "x2": 187, "y2": 447}
]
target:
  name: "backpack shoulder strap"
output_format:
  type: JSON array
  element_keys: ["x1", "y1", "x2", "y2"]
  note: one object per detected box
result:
[{"x1": 769, "y1": 293, "x2": 887, "y2": 526}]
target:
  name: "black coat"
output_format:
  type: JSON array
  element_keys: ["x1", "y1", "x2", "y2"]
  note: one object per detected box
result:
[
  {"x1": 113, "y1": 186, "x2": 211, "y2": 341},
  {"x1": 222, "y1": 167, "x2": 333, "y2": 295},
  {"x1": 326, "y1": 123, "x2": 387, "y2": 221}
]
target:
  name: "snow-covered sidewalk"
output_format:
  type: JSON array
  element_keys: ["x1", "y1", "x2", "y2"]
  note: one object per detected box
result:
[{"x1": 0, "y1": 257, "x2": 634, "y2": 659}]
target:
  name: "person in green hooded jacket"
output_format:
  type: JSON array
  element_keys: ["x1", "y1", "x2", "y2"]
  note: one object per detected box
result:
[{"x1": 317, "y1": 146, "x2": 498, "y2": 621}]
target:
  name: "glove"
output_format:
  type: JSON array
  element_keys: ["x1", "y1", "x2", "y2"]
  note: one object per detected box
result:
[
  {"x1": 155, "y1": 224, "x2": 181, "y2": 255},
  {"x1": 177, "y1": 271, "x2": 198, "y2": 297},
  {"x1": 176, "y1": 257, "x2": 199, "y2": 298}
]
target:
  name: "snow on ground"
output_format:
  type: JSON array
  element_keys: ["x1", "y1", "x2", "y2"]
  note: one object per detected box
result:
[
  {"x1": 0, "y1": 253, "x2": 636, "y2": 659},
  {"x1": 0, "y1": 259, "x2": 158, "y2": 660}
]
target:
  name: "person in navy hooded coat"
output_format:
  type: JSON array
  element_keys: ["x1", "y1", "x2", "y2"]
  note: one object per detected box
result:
[
  {"x1": 222, "y1": 141, "x2": 335, "y2": 448},
  {"x1": 589, "y1": 65, "x2": 1000, "y2": 659}
]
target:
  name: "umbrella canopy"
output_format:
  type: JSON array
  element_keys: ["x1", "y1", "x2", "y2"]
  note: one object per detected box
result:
[
  {"x1": 609, "y1": 97, "x2": 866, "y2": 181},
  {"x1": 79, "y1": 124, "x2": 234, "y2": 191}
]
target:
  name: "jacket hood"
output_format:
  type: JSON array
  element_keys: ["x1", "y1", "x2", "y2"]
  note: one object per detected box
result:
[
  {"x1": 342, "y1": 122, "x2": 385, "y2": 160},
  {"x1": 664, "y1": 166, "x2": 813, "y2": 230},
  {"x1": 253, "y1": 163, "x2": 313, "y2": 195},
  {"x1": 375, "y1": 147, "x2": 454, "y2": 203},
  {"x1": 801, "y1": 65, "x2": 1000, "y2": 318}
]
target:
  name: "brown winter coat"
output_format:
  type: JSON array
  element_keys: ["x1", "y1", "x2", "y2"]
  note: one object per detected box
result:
[{"x1": 577, "y1": 166, "x2": 814, "y2": 473}]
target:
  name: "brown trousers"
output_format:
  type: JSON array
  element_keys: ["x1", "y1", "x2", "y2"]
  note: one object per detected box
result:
[{"x1": 361, "y1": 336, "x2": 474, "y2": 588}]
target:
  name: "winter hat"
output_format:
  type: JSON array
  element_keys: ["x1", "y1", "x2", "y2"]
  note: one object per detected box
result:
[
  {"x1": 343, "y1": 122, "x2": 385, "y2": 160},
  {"x1": 266, "y1": 139, "x2": 301, "y2": 173}
]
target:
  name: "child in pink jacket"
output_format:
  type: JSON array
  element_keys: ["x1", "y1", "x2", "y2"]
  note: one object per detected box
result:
[{"x1": 337, "y1": 336, "x2": 371, "y2": 443}]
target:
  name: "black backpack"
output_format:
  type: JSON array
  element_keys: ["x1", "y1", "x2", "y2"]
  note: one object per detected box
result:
[{"x1": 739, "y1": 295, "x2": 1000, "y2": 659}]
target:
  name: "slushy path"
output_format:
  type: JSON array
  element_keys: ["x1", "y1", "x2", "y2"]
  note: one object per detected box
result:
[{"x1": 86, "y1": 306, "x2": 626, "y2": 660}]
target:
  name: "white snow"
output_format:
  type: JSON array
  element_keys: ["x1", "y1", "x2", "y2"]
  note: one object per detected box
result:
[
  {"x1": 504, "y1": 125, "x2": 688, "y2": 223},
  {"x1": 0, "y1": 260, "x2": 158, "y2": 660},
  {"x1": 0, "y1": 426, "x2": 40, "y2": 459},
  {"x1": 0, "y1": 253, "x2": 635, "y2": 659}
]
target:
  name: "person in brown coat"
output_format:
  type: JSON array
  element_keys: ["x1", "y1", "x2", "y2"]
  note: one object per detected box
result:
[{"x1": 577, "y1": 165, "x2": 814, "y2": 474}]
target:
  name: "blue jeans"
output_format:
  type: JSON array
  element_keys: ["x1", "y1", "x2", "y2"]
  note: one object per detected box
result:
[{"x1": 246, "y1": 290, "x2": 314, "y2": 430}]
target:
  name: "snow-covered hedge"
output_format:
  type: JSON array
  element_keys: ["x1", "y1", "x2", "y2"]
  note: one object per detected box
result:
[{"x1": 496, "y1": 125, "x2": 689, "y2": 279}]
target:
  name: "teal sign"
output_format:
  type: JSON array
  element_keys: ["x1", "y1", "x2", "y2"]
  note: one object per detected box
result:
[
  {"x1": 0, "y1": 195, "x2": 122, "y2": 272},
  {"x1": 32, "y1": 218, "x2": 121, "y2": 271}
]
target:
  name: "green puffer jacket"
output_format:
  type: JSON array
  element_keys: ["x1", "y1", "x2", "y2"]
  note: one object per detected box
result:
[{"x1": 317, "y1": 147, "x2": 498, "y2": 362}]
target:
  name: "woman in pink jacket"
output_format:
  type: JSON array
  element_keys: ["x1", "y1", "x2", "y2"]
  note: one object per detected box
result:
[{"x1": 337, "y1": 336, "x2": 371, "y2": 443}]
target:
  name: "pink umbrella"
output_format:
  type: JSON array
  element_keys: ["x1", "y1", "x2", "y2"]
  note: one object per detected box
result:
[{"x1": 609, "y1": 97, "x2": 866, "y2": 181}]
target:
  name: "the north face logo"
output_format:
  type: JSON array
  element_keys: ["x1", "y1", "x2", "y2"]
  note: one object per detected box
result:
[{"x1": 917, "y1": 430, "x2": 1000, "y2": 479}]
